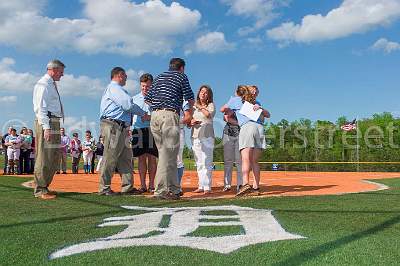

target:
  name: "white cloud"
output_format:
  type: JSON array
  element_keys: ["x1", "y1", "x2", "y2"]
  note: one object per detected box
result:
[
  {"x1": 221, "y1": 0, "x2": 283, "y2": 36},
  {"x1": 0, "y1": 58, "x2": 38, "y2": 92},
  {"x1": 0, "y1": 1, "x2": 92, "y2": 52},
  {"x1": 63, "y1": 116, "x2": 98, "y2": 137},
  {"x1": 125, "y1": 69, "x2": 144, "y2": 95},
  {"x1": 267, "y1": 0, "x2": 400, "y2": 44},
  {"x1": 247, "y1": 36, "x2": 263, "y2": 45},
  {"x1": 371, "y1": 38, "x2": 400, "y2": 53},
  {"x1": 0, "y1": 95, "x2": 17, "y2": 103},
  {"x1": 185, "y1": 32, "x2": 235, "y2": 54},
  {"x1": 61, "y1": 69, "x2": 141, "y2": 97},
  {"x1": 0, "y1": 0, "x2": 201, "y2": 56},
  {"x1": 248, "y1": 64, "x2": 259, "y2": 72},
  {"x1": 59, "y1": 75, "x2": 106, "y2": 97},
  {"x1": 0, "y1": 57, "x2": 142, "y2": 98}
]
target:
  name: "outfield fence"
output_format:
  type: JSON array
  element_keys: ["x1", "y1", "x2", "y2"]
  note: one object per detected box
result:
[
  {"x1": 207, "y1": 161, "x2": 400, "y2": 172},
  {"x1": 1, "y1": 153, "x2": 399, "y2": 173}
]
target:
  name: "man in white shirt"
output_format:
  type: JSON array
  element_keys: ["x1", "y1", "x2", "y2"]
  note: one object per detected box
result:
[{"x1": 32, "y1": 59, "x2": 65, "y2": 200}]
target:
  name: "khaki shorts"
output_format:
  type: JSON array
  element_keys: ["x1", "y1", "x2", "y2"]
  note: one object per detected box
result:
[{"x1": 239, "y1": 122, "x2": 266, "y2": 150}]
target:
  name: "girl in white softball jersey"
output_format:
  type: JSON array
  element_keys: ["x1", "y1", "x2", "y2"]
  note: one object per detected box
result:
[
  {"x1": 5, "y1": 128, "x2": 22, "y2": 174},
  {"x1": 81, "y1": 136, "x2": 95, "y2": 174}
]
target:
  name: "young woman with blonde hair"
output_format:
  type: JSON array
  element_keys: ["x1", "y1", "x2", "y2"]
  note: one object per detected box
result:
[{"x1": 222, "y1": 85, "x2": 270, "y2": 196}]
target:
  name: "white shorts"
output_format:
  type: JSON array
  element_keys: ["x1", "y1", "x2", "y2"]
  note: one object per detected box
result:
[
  {"x1": 7, "y1": 148, "x2": 20, "y2": 160},
  {"x1": 239, "y1": 122, "x2": 266, "y2": 150}
]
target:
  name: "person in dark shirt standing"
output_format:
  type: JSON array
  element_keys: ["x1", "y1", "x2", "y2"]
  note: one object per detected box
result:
[
  {"x1": 95, "y1": 136, "x2": 104, "y2": 172},
  {"x1": 145, "y1": 58, "x2": 194, "y2": 200}
]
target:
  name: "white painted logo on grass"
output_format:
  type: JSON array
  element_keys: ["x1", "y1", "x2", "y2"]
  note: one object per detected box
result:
[{"x1": 50, "y1": 205, "x2": 304, "y2": 259}]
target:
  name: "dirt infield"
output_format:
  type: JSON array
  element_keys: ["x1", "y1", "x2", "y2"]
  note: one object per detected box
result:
[{"x1": 20, "y1": 170, "x2": 400, "y2": 199}]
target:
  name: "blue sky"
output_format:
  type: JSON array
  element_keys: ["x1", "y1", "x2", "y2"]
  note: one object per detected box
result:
[{"x1": 0, "y1": 0, "x2": 399, "y2": 138}]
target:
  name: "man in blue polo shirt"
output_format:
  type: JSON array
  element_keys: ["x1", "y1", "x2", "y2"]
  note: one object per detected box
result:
[
  {"x1": 145, "y1": 58, "x2": 194, "y2": 200},
  {"x1": 99, "y1": 67, "x2": 149, "y2": 196}
]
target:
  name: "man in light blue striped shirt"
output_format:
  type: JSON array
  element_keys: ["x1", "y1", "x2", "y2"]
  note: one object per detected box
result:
[{"x1": 99, "y1": 67, "x2": 149, "y2": 196}]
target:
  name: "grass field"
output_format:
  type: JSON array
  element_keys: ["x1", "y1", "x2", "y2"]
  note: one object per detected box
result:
[{"x1": 1, "y1": 175, "x2": 400, "y2": 265}]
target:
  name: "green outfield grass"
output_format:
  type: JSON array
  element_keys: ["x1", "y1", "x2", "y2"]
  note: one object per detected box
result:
[{"x1": 0, "y1": 176, "x2": 400, "y2": 265}]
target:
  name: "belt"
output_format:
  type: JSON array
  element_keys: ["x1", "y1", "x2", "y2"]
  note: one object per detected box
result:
[
  {"x1": 153, "y1": 108, "x2": 179, "y2": 114},
  {"x1": 100, "y1": 116, "x2": 129, "y2": 128},
  {"x1": 47, "y1": 111, "x2": 62, "y2": 119}
]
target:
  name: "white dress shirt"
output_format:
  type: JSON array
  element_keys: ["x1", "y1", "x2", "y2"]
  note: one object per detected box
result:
[{"x1": 33, "y1": 74, "x2": 63, "y2": 130}]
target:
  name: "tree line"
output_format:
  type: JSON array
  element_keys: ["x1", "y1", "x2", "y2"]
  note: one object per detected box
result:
[{"x1": 184, "y1": 112, "x2": 400, "y2": 172}]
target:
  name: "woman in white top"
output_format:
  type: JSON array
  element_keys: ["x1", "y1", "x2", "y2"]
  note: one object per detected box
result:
[{"x1": 190, "y1": 85, "x2": 215, "y2": 194}]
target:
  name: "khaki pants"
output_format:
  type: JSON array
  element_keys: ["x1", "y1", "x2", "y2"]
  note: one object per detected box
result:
[
  {"x1": 99, "y1": 120, "x2": 134, "y2": 193},
  {"x1": 223, "y1": 133, "x2": 242, "y2": 189},
  {"x1": 34, "y1": 119, "x2": 61, "y2": 196},
  {"x1": 150, "y1": 110, "x2": 180, "y2": 195},
  {"x1": 59, "y1": 152, "x2": 67, "y2": 172}
]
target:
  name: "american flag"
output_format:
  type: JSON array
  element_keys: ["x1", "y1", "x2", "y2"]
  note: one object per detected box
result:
[{"x1": 340, "y1": 119, "x2": 357, "y2": 131}]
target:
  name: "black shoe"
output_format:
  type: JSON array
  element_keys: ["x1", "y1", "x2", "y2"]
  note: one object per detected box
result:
[
  {"x1": 153, "y1": 192, "x2": 180, "y2": 200},
  {"x1": 121, "y1": 188, "x2": 143, "y2": 195},
  {"x1": 56, "y1": 171, "x2": 60, "y2": 174},
  {"x1": 252, "y1": 187, "x2": 261, "y2": 195},
  {"x1": 98, "y1": 190, "x2": 119, "y2": 196},
  {"x1": 138, "y1": 187, "x2": 147, "y2": 193},
  {"x1": 62, "y1": 171, "x2": 67, "y2": 174}
]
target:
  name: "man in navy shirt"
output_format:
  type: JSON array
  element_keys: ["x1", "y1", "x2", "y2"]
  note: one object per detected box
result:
[{"x1": 145, "y1": 58, "x2": 194, "y2": 200}]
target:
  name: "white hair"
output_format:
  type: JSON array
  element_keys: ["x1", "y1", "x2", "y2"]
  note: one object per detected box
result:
[{"x1": 47, "y1": 59, "x2": 65, "y2": 69}]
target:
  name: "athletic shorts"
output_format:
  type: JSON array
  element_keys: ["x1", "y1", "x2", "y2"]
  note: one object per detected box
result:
[
  {"x1": 131, "y1": 127, "x2": 158, "y2": 157},
  {"x1": 239, "y1": 121, "x2": 266, "y2": 151},
  {"x1": 7, "y1": 148, "x2": 20, "y2": 160}
]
